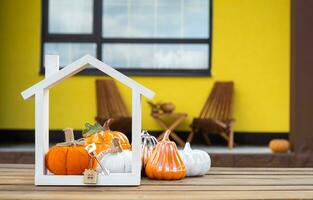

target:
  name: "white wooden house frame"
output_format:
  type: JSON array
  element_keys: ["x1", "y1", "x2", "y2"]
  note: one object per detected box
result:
[{"x1": 21, "y1": 55, "x2": 155, "y2": 186}]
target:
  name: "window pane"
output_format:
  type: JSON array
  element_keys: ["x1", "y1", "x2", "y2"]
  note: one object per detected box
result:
[
  {"x1": 157, "y1": 0, "x2": 181, "y2": 38},
  {"x1": 49, "y1": 0, "x2": 93, "y2": 34},
  {"x1": 154, "y1": 44, "x2": 208, "y2": 69},
  {"x1": 44, "y1": 43, "x2": 96, "y2": 66},
  {"x1": 102, "y1": 44, "x2": 208, "y2": 69},
  {"x1": 184, "y1": 0, "x2": 209, "y2": 38},
  {"x1": 102, "y1": 0, "x2": 128, "y2": 37},
  {"x1": 129, "y1": 0, "x2": 155, "y2": 37},
  {"x1": 102, "y1": 0, "x2": 209, "y2": 38}
]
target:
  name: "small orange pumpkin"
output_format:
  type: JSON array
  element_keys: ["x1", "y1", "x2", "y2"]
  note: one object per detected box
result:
[
  {"x1": 83, "y1": 122, "x2": 109, "y2": 155},
  {"x1": 84, "y1": 119, "x2": 131, "y2": 154},
  {"x1": 45, "y1": 128, "x2": 90, "y2": 175},
  {"x1": 145, "y1": 130, "x2": 186, "y2": 180},
  {"x1": 102, "y1": 119, "x2": 131, "y2": 150},
  {"x1": 269, "y1": 139, "x2": 290, "y2": 153}
]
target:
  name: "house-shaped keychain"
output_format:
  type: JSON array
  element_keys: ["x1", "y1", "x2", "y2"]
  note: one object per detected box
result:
[
  {"x1": 83, "y1": 169, "x2": 98, "y2": 184},
  {"x1": 21, "y1": 54, "x2": 155, "y2": 186}
]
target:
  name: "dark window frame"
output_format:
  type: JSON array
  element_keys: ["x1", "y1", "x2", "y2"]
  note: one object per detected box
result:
[{"x1": 41, "y1": 0, "x2": 213, "y2": 76}]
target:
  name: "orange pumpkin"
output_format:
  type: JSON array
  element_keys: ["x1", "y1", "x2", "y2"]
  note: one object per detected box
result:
[
  {"x1": 45, "y1": 128, "x2": 90, "y2": 175},
  {"x1": 269, "y1": 139, "x2": 290, "y2": 153},
  {"x1": 102, "y1": 119, "x2": 131, "y2": 150},
  {"x1": 145, "y1": 130, "x2": 186, "y2": 180},
  {"x1": 84, "y1": 119, "x2": 131, "y2": 154},
  {"x1": 83, "y1": 122, "x2": 109, "y2": 155}
]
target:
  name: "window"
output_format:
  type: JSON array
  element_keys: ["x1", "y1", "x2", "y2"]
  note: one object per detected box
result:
[{"x1": 42, "y1": 0, "x2": 212, "y2": 76}]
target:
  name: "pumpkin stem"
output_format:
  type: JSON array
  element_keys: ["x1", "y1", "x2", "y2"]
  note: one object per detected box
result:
[
  {"x1": 110, "y1": 137, "x2": 123, "y2": 153},
  {"x1": 162, "y1": 130, "x2": 171, "y2": 141},
  {"x1": 103, "y1": 118, "x2": 113, "y2": 131},
  {"x1": 141, "y1": 130, "x2": 149, "y2": 136},
  {"x1": 63, "y1": 128, "x2": 75, "y2": 143},
  {"x1": 184, "y1": 142, "x2": 192, "y2": 152}
]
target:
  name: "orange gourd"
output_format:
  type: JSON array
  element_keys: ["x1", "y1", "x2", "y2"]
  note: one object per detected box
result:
[
  {"x1": 145, "y1": 130, "x2": 186, "y2": 180},
  {"x1": 83, "y1": 122, "x2": 109, "y2": 155},
  {"x1": 102, "y1": 119, "x2": 131, "y2": 150},
  {"x1": 84, "y1": 119, "x2": 131, "y2": 154},
  {"x1": 45, "y1": 128, "x2": 90, "y2": 175},
  {"x1": 269, "y1": 139, "x2": 290, "y2": 153}
]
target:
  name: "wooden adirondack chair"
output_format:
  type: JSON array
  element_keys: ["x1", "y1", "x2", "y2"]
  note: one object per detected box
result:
[
  {"x1": 187, "y1": 81, "x2": 235, "y2": 148},
  {"x1": 95, "y1": 79, "x2": 132, "y2": 134}
]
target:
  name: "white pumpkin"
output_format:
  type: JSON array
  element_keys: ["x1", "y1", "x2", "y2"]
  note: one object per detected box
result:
[
  {"x1": 179, "y1": 142, "x2": 211, "y2": 176},
  {"x1": 97, "y1": 138, "x2": 132, "y2": 173}
]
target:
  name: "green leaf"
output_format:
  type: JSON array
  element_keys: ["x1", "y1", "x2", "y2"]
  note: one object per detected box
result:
[{"x1": 82, "y1": 122, "x2": 104, "y2": 137}]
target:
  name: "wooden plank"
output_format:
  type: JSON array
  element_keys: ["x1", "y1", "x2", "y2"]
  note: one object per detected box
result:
[
  {"x1": 210, "y1": 167, "x2": 313, "y2": 171},
  {"x1": 2, "y1": 172, "x2": 313, "y2": 181},
  {"x1": 2, "y1": 173, "x2": 313, "y2": 179},
  {"x1": 1, "y1": 191, "x2": 313, "y2": 200},
  {"x1": 140, "y1": 178, "x2": 313, "y2": 186},
  {"x1": 1, "y1": 176, "x2": 313, "y2": 186},
  {"x1": 0, "y1": 165, "x2": 294, "y2": 173},
  {"x1": 207, "y1": 171, "x2": 313, "y2": 175},
  {"x1": 1, "y1": 166, "x2": 313, "y2": 176},
  {"x1": 2, "y1": 185, "x2": 313, "y2": 192},
  {"x1": 0, "y1": 164, "x2": 35, "y2": 169},
  {"x1": 3, "y1": 170, "x2": 313, "y2": 176},
  {"x1": 2, "y1": 166, "x2": 313, "y2": 176},
  {"x1": 5, "y1": 164, "x2": 312, "y2": 172}
]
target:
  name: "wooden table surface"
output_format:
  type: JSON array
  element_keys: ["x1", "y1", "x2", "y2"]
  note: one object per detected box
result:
[{"x1": 1, "y1": 164, "x2": 313, "y2": 200}]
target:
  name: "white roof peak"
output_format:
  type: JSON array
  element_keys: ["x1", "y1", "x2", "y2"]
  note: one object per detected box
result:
[{"x1": 21, "y1": 55, "x2": 155, "y2": 100}]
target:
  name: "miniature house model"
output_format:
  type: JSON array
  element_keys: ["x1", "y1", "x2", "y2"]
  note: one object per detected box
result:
[{"x1": 21, "y1": 55, "x2": 155, "y2": 186}]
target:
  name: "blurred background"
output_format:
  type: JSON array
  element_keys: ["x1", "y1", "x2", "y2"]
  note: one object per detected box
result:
[
  {"x1": 0, "y1": 0, "x2": 289, "y2": 131},
  {"x1": 2, "y1": 0, "x2": 311, "y2": 167}
]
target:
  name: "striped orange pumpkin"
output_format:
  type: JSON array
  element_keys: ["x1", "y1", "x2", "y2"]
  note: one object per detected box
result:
[
  {"x1": 145, "y1": 130, "x2": 186, "y2": 180},
  {"x1": 84, "y1": 119, "x2": 131, "y2": 168},
  {"x1": 102, "y1": 119, "x2": 131, "y2": 150},
  {"x1": 84, "y1": 119, "x2": 131, "y2": 155}
]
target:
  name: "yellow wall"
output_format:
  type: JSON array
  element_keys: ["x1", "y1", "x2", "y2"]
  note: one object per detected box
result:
[{"x1": 0, "y1": 0, "x2": 290, "y2": 132}]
